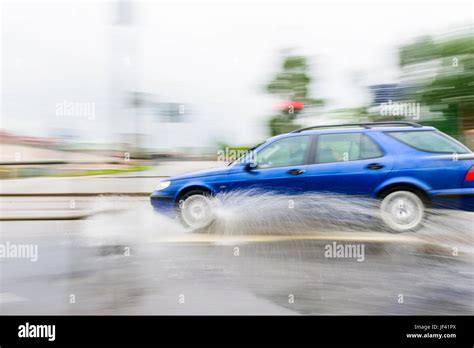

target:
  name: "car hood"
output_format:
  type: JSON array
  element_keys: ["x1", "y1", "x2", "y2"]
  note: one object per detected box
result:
[{"x1": 170, "y1": 165, "x2": 231, "y2": 181}]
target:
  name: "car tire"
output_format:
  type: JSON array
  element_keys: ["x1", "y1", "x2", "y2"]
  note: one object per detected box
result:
[
  {"x1": 380, "y1": 190, "x2": 425, "y2": 233},
  {"x1": 177, "y1": 190, "x2": 216, "y2": 231}
]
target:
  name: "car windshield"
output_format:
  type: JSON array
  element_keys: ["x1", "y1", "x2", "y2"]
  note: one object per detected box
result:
[{"x1": 386, "y1": 130, "x2": 471, "y2": 154}]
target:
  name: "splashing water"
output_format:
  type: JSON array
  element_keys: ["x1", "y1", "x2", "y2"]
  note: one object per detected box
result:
[
  {"x1": 79, "y1": 195, "x2": 186, "y2": 247},
  {"x1": 206, "y1": 189, "x2": 378, "y2": 235},
  {"x1": 78, "y1": 190, "x2": 473, "y2": 256}
]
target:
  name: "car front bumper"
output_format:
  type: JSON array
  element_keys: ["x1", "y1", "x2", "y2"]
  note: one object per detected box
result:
[{"x1": 150, "y1": 191, "x2": 177, "y2": 216}]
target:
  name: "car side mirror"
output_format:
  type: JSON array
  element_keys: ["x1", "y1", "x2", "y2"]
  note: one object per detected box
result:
[{"x1": 244, "y1": 162, "x2": 257, "y2": 171}]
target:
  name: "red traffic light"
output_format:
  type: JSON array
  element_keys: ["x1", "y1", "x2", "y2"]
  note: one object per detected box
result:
[{"x1": 274, "y1": 101, "x2": 304, "y2": 110}]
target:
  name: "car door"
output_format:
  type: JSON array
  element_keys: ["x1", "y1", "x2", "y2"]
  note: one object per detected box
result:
[
  {"x1": 306, "y1": 132, "x2": 394, "y2": 195},
  {"x1": 226, "y1": 134, "x2": 314, "y2": 194}
]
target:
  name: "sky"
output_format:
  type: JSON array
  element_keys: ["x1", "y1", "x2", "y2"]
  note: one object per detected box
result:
[{"x1": 1, "y1": 0, "x2": 473, "y2": 148}]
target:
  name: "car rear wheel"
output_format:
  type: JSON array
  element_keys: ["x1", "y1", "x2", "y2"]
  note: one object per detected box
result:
[
  {"x1": 380, "y1": 190, "x2": 425, "y2": 233},
  {"x1": 178, "y1": 190, "x2": 215, "y2": 230}
]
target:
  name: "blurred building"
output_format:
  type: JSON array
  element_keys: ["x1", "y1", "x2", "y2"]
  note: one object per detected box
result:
[{"x1": 369, "y1": 83, "x2": 474, "y2": 149}]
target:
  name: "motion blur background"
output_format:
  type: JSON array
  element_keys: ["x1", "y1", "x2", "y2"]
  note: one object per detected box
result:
[
  {"x1": 1, "y1": 0, "x2": 473, "y2": 316},
  {"x1": 1, "y1": 0, "x2": 473, "y2": 178}
]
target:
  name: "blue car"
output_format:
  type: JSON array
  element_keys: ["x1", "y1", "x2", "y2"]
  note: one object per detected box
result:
[{"x1": 150, "y1": 122, "x2": 474, "y2": 232}]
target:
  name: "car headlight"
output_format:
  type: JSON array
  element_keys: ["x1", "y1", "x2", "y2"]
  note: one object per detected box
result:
[{"x1": 156, "y1": 180, "x2": 171, "y2": 191}]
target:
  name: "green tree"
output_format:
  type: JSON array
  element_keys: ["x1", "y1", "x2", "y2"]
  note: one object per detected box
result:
[
  {"x1": 265, "y1": 53, "x2": 324, "y2": 136},
  {"x1": 398, "y1": 30, "x2": 474, "y2": 143}
]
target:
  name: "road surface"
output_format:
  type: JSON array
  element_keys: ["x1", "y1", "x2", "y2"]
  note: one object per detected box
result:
[{"x1": 0, "y1": 197, "x2": 472, "y2": 315}]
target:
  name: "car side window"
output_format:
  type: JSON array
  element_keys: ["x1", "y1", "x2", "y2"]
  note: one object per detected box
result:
[
  {"x1": 315, "y1": 133, "x2": 383, "y2": 164},
  {"x1": 385, "y1": 130, "x2": 470, "y2": 154},
  {"x1": 256, "y1": 135, "x2": 311, "y2": 169},
  {"x1": 360, "y1": 133, "x2": 384, "y2": 159}
]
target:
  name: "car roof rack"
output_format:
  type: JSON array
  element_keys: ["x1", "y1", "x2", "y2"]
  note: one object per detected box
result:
[{"x1": 291, "y1": 121, "x2": 423, "y2": 133}]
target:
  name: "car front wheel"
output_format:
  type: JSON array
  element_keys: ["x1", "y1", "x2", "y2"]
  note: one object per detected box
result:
[
  {"x1": 380, "y1": 190, "x2": 425, "y2": 233},
  {"x1": 178, "y1": 190, "x2": 215, "y2": 230}
]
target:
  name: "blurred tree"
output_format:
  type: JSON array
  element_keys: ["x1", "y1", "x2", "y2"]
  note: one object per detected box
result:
[
  {"x1": 265, "y1": 53, "x2": 324, "y2": 136},
  {"x1": 398, "y1": 31, "x2": 474, "y2": 144},
  {"x1": 335, "y1": 106, "x2": 370, "y2": 121}
]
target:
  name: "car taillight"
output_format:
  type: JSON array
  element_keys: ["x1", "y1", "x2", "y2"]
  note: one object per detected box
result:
[{"x1": 465, "y1": 166, "x2": 474, "y2": 181}]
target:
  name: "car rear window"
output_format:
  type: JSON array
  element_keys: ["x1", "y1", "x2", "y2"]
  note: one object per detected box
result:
[{"x1": 385, "y1": 130, "x2": 470, "y2": 154}]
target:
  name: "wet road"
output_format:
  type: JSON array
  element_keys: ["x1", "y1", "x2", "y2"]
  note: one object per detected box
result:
[{"x1": 0, "y1": 198, "x2": 473, "y2": 315}]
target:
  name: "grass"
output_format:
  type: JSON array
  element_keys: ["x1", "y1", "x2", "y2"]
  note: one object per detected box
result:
[{"x1": 49, "y1": 165, "x2": 152, "y2": 177}]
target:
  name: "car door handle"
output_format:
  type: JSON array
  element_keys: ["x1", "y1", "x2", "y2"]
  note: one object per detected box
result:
[
  {"x1": 287, "y1": 169, "x2": 305, "y2": 175},
  {"x1": 366, "y1": 163, "x2": 384, "y2": 170}
]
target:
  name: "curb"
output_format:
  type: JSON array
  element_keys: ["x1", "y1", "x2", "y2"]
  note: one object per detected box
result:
[
  {"x1": 0, "y1": 212, "x2": 92, "y2": 221},
  {"x1": 0, "y1": 208, "x2": 128, "y2": 221},
  {"x1": 0, "y1": 193, "x2": 152, "y2": 197},
  {"x1": 0, "y1": 214, "x2": 89, "y2": 221}
]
